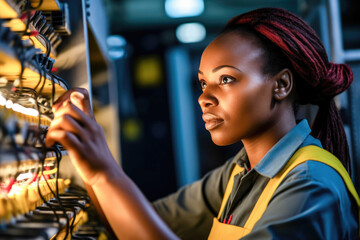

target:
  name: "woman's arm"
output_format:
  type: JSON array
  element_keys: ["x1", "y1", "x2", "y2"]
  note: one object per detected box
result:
[
  {"x1": 45, "y1": 88, "x2": 178, "y2": 239},
  {"x1": 84, "y1": 183, "x2": 118, "y2": 239}
]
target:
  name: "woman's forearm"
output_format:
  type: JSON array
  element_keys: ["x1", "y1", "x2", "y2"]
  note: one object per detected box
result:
[
  {"x1": 91, "y1": 166, "x2": 179, "y2": 240},
  {"x1": 84, "y1": 183, "x2": 118, "y2": 239}
]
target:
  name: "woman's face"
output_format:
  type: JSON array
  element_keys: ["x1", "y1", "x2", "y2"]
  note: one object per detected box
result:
[{"x1": 198, "y1": 32, "x2": 276, "y2": 146}]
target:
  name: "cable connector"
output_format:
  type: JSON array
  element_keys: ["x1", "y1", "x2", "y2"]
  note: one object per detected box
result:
[
  {"x1": 30, "y1": 30, "x2": 39, "y2": 37},
  {"x1": 20, "y1": 11, "x2": 36, "y2": 22}
]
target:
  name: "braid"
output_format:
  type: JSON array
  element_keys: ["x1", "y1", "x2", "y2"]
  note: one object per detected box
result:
[{"x1": 224, "y1": 8, "x2": 353, "y2": 172}]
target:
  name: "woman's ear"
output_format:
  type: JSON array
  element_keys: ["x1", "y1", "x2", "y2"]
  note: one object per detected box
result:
[{"x1": 273, "y1": 69, "x2": 293, "y2": 101}]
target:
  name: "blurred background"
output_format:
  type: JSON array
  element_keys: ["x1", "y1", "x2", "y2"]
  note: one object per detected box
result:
[{"x1": 57, "y1": 0, "x2": 360, "y2": 201}]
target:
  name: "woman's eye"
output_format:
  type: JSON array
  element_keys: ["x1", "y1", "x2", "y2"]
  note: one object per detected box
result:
[
  {"x1": 221, "y1": 76, "x2": 234, "y2": 84},
  {"x1": 199, "y1": 81, "x2": 207, "y2": 89}
]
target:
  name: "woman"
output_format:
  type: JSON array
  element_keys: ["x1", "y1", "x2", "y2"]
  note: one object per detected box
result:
[{"x1": 46, "y1": 8, "x2": 359, "y2": 239}]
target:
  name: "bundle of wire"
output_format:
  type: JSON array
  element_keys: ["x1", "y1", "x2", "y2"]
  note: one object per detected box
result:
[{"x1": 0, "y1": 1, "x2": 78, "y2": 238}]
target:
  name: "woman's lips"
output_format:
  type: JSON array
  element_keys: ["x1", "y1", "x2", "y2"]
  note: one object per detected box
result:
[{"x1": 202, "y1": 113, "x2": 224, "y2": 131}]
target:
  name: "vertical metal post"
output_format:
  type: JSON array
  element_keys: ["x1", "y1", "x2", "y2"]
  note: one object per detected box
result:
[
  {"x1": 318, "y1": 4, "x2": 331, "y2": 57},
  {"x1": 348, "y1": 65, "x2": 360, "y2": 193},
  {"x1": 327, "y1": 0, "x2": 344, "y2": 63},
  {"x1": 81, "y1": 0, "x2": 93, "y2": 107},
  {"x1": 166, "y1": 47, "x2": 200, "y2": 187}
]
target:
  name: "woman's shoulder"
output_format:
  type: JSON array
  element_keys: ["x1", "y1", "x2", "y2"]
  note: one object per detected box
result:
[
  {"x1": 284, "y1": 159, "x2": 345, "y2": 185},
  {"x1": 278, "y1": 159, "x2": 356, "y2": 210},
  {"x1": 255, "y1": 159, "x2": 358, "y2": 240},
  {"x1": 282, "y1": 142, "x2": 351, "y2": 196}
]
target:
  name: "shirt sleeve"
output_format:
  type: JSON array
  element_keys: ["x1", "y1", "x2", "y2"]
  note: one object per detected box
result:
[
  {"x1": 152, "y1": 158, "x2": 235, "y2": 240},
  {"x1": 241, "y1": 161, "x2": 359, "y2": 240}
]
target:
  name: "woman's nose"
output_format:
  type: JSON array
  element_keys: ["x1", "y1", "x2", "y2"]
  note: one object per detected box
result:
[{"x1": 198, "y1": 89, "x2": 218, "y2": 110}]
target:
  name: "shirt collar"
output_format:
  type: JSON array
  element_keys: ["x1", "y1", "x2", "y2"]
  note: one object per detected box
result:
[{"x1": 234, "y1": 119, "x2": 320, "y2": 178}]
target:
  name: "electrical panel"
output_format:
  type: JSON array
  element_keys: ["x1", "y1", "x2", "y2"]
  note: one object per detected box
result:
[{"x1": 0, "y1": 0, "x2": 108, "y2": 239}]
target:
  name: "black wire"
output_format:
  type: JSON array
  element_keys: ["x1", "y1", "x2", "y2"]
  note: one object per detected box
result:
[
  {"x1": 17, "y1": 48, "x2": 25, "y2": 93},
  {"x1": 13, "y1": 36, "x2": 25, "y2": 94},
  {"x1": 28, "y1": 36, "x2": 35, "y2": 46},
  {"x1": 38, "y1": 33, "x2": 50, "y2": 59},
  {"x1": 33, "y1": 66, "x2": 43, "y2": 94},
  {"x1": 57, "y1": 146, "x2": 77, "y2": 238},
  {"x1": 36, "y1": 116, "x2": 75, "y2": 240},
  {"x1": 4, "y1": 3, "x2": 72, "y2": 239},
  {"x1": 54, "y1": 146, "x2": 72, "y2": 239},
  {"x1": 36, "y1": 71, "x2": 47, "y2": 96},
  {"x1": 36, "y1": 153, "x2": 60, "y2": 226},
  {"x1": 31, "y1": 60, "x2": 47, "y2": 97},
  {"x1": 50, "y1": 73, "x2": 70, "y2": 91},
  {"x1": 20, "y1": 25, "x2": 65, "y2": 107},
  {"x1": 23, "y1": 5, "x2": 58, "y2": 104},
  {"x1": 36, "y1": 126, "x2": 68, "y2": 239},
  {"x1": 42, "y1": 148, "x2": 70, "y2": 239},
  {"x1": 7, "y1": 4, "x2": 74, "y2": 239},
  {"x1": 15, "y1": 86, "x2": 37, "y2": 96}
]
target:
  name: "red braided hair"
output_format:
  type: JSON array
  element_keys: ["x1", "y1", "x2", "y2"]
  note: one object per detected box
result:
[{"x1": 224, "y1": 8, "x2": 353, "y2": 172}]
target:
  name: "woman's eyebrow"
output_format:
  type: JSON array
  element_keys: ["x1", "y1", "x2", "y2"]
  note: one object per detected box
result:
[
  {"x1": 213, "y1": 65, "x2": 243, "y2": 73},
  {"x1": 198, "y1": 65, "x2": 242, "y2": 75}
]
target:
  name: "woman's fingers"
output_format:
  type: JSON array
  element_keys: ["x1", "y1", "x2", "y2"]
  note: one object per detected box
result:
[
  {"x1": 46, "y1": 101, "x2": 95, "y2": 148},
  {"x1": 53, "y1": 88, "x2": 93, "y2": 118},
  {"x1": 70, "y1": 90, "x2": 93, "y2": 118},
  {"x1": 48, "y1": 113, "x2": 85, "y2": 140},
  {"x1": 46, "y1": 88, "x2": 115, "y2": 185},
  {"x1": 53, "y1": 101, "x2": 92, "y2": 129},
  {"x1": 52, "y1": 90, "x2": 75, "y2": 112},
  {"x1": 45, "y1": 128, "x2": 82, "y2": 150}
]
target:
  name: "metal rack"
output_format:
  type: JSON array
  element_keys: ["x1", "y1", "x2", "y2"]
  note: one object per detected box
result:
[{"x1": 0, "y1": 0, "x2": 101, "y2": 238}]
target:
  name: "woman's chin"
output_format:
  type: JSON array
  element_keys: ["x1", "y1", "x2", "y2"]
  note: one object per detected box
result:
[{"x1": 210, "y1": 134, "x2": 238, "y2": 146}]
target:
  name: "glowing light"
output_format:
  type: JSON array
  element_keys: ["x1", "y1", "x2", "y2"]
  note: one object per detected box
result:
[
  {"x1": 108, "y1": 49, "x2": 125, "y2": 59},
  {"x1": 0, "y1": 95, "x2": 39, "y2": 116},
  {"x1": 17, "y1": 172, "x2": 33, "y2": 181},
  {"x1": 13, "y1": 79, "x2": 20, "y2": 87},
  {"x1": 176, "y1": 23, "x2": 206, "y2": 43},
  {"x1": 11, "y1": 103, "x2": 38, "y2": 116},
  {"x1": 0, "y1": 95, "x2": 6, "y2": 106},
  {"x1": 5, "y1": 100, "x2": 13, "y2": 109},
  {"x1": 11, "y1": 102, "x2": 39, "y2": 116},
  {"x1": 12, "y1": 103, "x2": 24, "y2": 113},
  {"x1": 107, "y1": 35, "x2": 126, "y2": 47},
  {"x1": 107, "y1": 35, "x2": 127, "y2": 60},
  {"x1": 165, "y1": 0, "x2": 204, "y2": 18},
  {"x1": 0, "y1": 77, "x2": 8, "y2": 85},
  {"x1": 25, "y1": 108, "x2": 39, "y2": 116}
]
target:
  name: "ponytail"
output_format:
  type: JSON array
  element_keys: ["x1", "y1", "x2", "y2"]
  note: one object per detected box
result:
[{"x1": 311, "y1": 62, "x2": 353, "y2": 173}]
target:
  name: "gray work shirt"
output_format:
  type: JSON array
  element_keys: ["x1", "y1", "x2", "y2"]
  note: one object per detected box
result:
[{"x1": 153, "y1": 120, "x2": 358, "y2": 239}]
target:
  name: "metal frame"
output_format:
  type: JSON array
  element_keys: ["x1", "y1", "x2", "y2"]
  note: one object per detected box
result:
[
  {"x1": 166, "y1": 47, "x2": 200, "y2": 187},
  {"x1": 326, "y1": 0, "x2": 360, "y2": 192}
]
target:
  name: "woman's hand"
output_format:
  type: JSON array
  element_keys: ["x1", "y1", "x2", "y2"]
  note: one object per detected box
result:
[
  {"x1": 46, "y1": 88, "x2": 179, "y2": 239},
  {"x1": 45, "y1": 88, "x2": 117, "y2": 186}
]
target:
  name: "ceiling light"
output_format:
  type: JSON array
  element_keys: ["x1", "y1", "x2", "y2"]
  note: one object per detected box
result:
[
  {"x1": 176, "y1": 23, "x2": 206, "y2": 43},
  {"x1": 165, "y1": 0, "x2": 204, "y2": 18},
  {"x1": 107, "y1": 35, "x2": 127, "y2": 59}
]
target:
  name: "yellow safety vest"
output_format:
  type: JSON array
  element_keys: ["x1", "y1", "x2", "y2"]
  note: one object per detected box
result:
[{"x1": 208, "y1": 145, "x2": 360, "y2": 239}]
